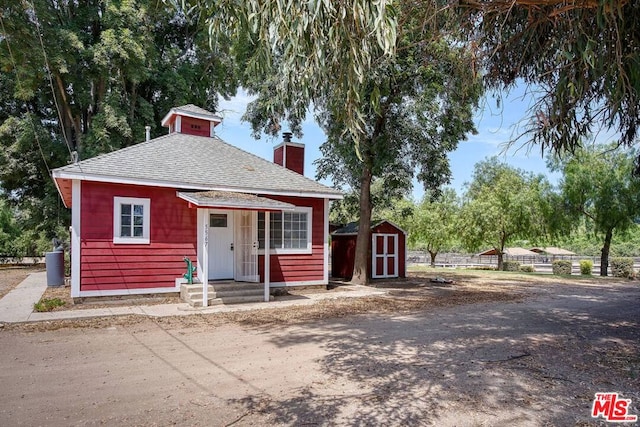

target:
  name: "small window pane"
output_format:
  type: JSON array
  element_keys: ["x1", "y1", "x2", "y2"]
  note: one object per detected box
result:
[
  {"x1": 210, "y1": 214, "x2": 227, "y2": 227},
  {"x1": 133, "y1": 204, "x2": 144, "y2": 216},
  {"x1": 133, "y1": 226, "x2": 143, "y2": 237},
  {"x1": 133, "y1": 216, "x2": 143, "y2": 226},
  {"x1": 121, "y1": 204, "x2": 131, "y2": 215},
  {"x1": 258, "y1": 212, "x2": 265, "y2": 249},
  {"x1": 121, "y1": 215, "x2": 131, "y2": 226},
  {"x1": 121, "y1": 226, "x2": 131, "y2": 237}
]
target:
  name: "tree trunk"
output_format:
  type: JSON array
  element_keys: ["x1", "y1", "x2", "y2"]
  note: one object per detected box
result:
[
  {"x1": 600, "y1": 227, "x2": 613, "y2": 277},
  {"x1": 497, "y1": 252, "x2": 504, "y2": 271},
  {"x1": 429, "y1": 251, "x2": 437, "y2": 267},
  {"x1": 350, "y1": 159, "x2": 373, "y2": 285}
]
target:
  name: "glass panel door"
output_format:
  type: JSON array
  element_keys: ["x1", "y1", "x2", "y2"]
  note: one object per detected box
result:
[{"x1": 235, "y1": 211, "x2": 259, "y2": 282}]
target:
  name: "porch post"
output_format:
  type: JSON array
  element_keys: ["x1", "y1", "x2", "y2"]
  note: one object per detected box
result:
[
  {"x1": 202, "y1": 209, "x2": 209, "y2": 307},
  {"x1": 70, "y1": 179, "x2": 81, "y2": 298},
  {"x1": 264, "y1": 211, "x2": 270, "y2": 302}
]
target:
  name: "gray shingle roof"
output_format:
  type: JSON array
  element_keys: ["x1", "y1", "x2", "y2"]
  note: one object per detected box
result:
[
  {"x1": 176, "y1": 104, "x2": 216, "y2": 116},
  {"x1": 52, "y1": 133, "x2": 342, "y2": 198},
  {"x1": 177, "y1": 191, "x2": 296, "y2": 210},
  {"x1": 332, "y1": 220, "x2": 405, "y2": 235}
]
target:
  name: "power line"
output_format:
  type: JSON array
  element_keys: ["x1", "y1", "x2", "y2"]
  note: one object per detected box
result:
[
  {"x1": 27, "y1": 0, "x2": 74, "y2": 158},
  {"x1": 0, "y1": 10, "x2": 51, "y2": 176}
]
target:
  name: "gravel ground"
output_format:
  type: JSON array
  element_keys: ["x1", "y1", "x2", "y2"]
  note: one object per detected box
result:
[{"x1": 0, "y1": 271, "x2": 638, "y2": 426}]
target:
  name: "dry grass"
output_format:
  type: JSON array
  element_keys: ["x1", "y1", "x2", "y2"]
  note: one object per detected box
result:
[
  {"x1": 14, "y1": 268, "x2": 636, "y2": 333},
  {"x1": 11, "y1": 281, "x2": 523, "y2": 333}
]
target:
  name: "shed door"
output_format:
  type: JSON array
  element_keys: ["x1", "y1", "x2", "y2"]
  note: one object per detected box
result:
[{"x1": 372, "y1": 233, "x2": 398, "y2": 279}]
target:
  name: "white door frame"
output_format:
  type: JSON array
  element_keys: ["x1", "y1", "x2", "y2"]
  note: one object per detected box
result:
[{"x1": 371, "y1": 233, "x2": 398, "y2": 279}]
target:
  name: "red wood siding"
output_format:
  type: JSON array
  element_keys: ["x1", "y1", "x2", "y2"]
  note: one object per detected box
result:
[
  {"x1": 274, "y1": 146, "x2": 284, "y2": 168},
  {"x1": 284, "y1": 145, "x2": 304, "y2": 175},
  {"x1": 258, "y1": 196, "x2": 325, "y2": 284},
  {"x1": 180, "y1": 116, "x2": 211, "y2": 137},
  {"x1": 331, "y1": 235, "x2": 356, "y2": 279},
  {"x1": 273, "y1": 144, "x2": 304, "y2": 175},
  {"x1": 80, "y1": 182, "x2": 196, "y2": 291}
]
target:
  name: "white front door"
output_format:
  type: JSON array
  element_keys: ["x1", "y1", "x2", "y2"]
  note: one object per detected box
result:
[
  {"x1": 235, "y1": 211, "x2": 259, "y2": 282},
  {"x1": 208, "y1": 211, "x2": 234, "y2": 280}
]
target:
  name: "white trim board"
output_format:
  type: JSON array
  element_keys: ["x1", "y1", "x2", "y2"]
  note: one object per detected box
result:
[
  {"x1": 51, "y1": 170, "x2": 343, "y2": 200},
  {"x1": 77, "y1": 286, "x2": 180, "y2": 298}
]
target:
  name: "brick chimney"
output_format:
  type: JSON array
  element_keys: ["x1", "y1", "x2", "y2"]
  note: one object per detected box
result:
[{"x1": 274, "y1": 132, "x2": 304, "y2": 175}]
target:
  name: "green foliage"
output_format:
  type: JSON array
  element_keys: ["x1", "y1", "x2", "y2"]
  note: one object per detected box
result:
[
  {"x1": 519, "y1": 265, "x2": 535, "y2": 273},
  {"x1": 502, "y1": 260, "x2": 520, "y2": 272},
  {"x1": 552, "y1": 260, "x2": 573, "y2": 276},
  {"x1": 551, "y1": 143, "x2": 640, "y2": 275},
  {"x1": 579, "y1": 260, "x2": 593, "y2": 275},
  {"x1": 0, "y1": 0, "x2": 239, "y2": 247},
  {"x1": 409, "y1": 189, "x2": 459, "y2": 254},
  {"x1": 33, "y1": 297, "x2": 66, "y2": 312},
  {"x1": 458, "y1": 158, "x2": 550, "y2": 269},
  {"x1": 313, "y1": 28, "x2": 481, "y2": 206},
  {"x1": 467, "y1": 2, "x2": 640, "y2": 161},
  {"x1": 610, "y1": 257, "x2": 635, "y2": 279}
]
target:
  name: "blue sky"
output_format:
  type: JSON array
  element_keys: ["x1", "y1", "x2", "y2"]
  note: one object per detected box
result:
[{"x1": 215, "y1": 86, "x2": 616, "y2": 201}]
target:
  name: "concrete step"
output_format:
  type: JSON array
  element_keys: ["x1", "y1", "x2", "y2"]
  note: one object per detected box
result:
[
  {"x1": 208, "y1": 282, "x2": 263, "y2": 292},
  {"x1": 189, "y1": 295, "x2": 270, "y2": 308},
  {"x1": 180, "y1": 282, "x2": 268, "y2": 307},
  {"x1": 188, "y1": 288, "x2": 263, "y2": 300}
]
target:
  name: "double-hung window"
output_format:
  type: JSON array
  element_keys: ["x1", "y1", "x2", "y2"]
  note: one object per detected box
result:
[
  {"x1": 113, "y1": 197, "x2": 150, "y2": 244},
  {"x1": 258, "y1": 207, "x2": 312, "y2": 253}
]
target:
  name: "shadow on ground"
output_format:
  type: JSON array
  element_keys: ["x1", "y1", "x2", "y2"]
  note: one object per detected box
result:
[{"x1": 229, "y1": 283, "x2": 640, "y2": 425}]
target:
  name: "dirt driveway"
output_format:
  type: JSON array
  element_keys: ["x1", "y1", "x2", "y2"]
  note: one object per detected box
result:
[{"x1": 0, "y1": 273, "x2": 638, "y2": 426}]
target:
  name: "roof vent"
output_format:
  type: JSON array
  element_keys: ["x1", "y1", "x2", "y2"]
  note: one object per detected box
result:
[{"x1": 282, "y1": 132, "x2": 292, "y2": 143}]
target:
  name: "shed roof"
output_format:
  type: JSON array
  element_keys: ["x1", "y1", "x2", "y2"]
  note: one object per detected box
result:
[
  {"x1": 529, "y1": 247, "x2": 576, "y2": 256},
  {"x1": 477, "y1": 247, "x2": 538, "y2": 257},
  {"x1": 331, "y1": 220, "x2": 406, "y2": 235},
  {"x1": 160, "y1": 104, "x2": 222, "y2": 126},
  {"x1": 52, "y1": 132, "x2": 342, "y2": 207}
]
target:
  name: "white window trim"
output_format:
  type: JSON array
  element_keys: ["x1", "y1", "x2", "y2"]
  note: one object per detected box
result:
[
  {"x1": 113, "y1": 196, "x2": 151, "y2": 244},
  {"x1": 259, "y1": 207, "x2": 313, "y2": 255}
]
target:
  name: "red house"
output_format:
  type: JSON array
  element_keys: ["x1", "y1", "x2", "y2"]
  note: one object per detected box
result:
[
  {"x1": 331, "y1": 220, "x2": 406, "y2": 280},
  {"x1": 51, "y1": 105, "x2": 342, "y2": 304}
]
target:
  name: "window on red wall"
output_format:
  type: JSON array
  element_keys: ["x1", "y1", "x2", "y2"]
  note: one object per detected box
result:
[
  {"x1": 257, "y1": 207, "x2": 312, "y2": 254},
  {"x1": 113, "y1": 196, "x2": 151, "y2": 244}
]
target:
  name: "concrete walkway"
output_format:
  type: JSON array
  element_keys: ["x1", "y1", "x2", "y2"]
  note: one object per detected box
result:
[{"x1": 0, "y1": 272, "x2": 386, "y2": 323}]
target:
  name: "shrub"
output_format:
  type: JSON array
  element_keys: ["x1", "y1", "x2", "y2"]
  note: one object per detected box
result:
[
  {"x1": 610, "y1": 257, "x2": 635, "y2": 278},
  {"x1": 33, "y1": 298, "x2": 66, "y2": 312},
  {"x1": 519, "y1": 265, "x2": 535, "y2": 273},
  {"x1": 466, "y1": 266, "x2": 496, "y2": 271},
  {"x1": 579, "y1": 260, "x2": 593, "y2": 275},
  {"x1": 502, "y1": 260, "x2": 520, "y2": 271},
  {"x1": 552, "y1": 260, "x2": 573, "y2": 275}
]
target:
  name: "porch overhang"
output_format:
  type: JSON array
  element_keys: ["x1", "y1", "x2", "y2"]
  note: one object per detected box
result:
[{"x1": 177, "y1": 190, "x2": 296, "y2": 211}]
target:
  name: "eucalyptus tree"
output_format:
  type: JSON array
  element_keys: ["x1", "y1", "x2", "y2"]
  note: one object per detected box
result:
[
  {"x1": 459, "y1": 1, "x2": 640, "y2": 165},
  {"x1": 309, "y1": 15, "x2": 480, "y2": 284},
  {"x1": 458, "y1": 158, "x2": 549, "y2": 270},
  {"x1": 199, "y1": 0, "x2": 640, "y2": 168},
  {"x1": 552, "y1": 144, "x2": 640, "y2": 276}
]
